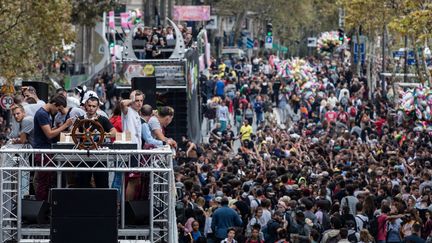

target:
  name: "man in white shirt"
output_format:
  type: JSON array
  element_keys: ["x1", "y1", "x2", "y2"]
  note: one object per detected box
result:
[
  {"x1": 121, "y1": 90, "x2": 144, "y2": 149},
  {"x1": 22, "y1": 86, "x2": 46, "y2": 117},
  {"x1": 121, "y1": 90, "x2": 144, "y2": 200}
]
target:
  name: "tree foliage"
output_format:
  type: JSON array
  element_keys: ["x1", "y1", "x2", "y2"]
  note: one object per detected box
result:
[
  {"x1": 71, "y1": 0, "x2": 117, "y2": 26},
  {"x1": 340, "y1": 0, "x2": 432, "y2": 83},
  {"x1": 0, "y1": 0, "x2": 114, "y2": 82},
  {"x1": 215, "y1": 0, "x2": 338, "y2": 54},
  {"x1": 0, "y1": 0, "x2": 75, "y2": 81}
]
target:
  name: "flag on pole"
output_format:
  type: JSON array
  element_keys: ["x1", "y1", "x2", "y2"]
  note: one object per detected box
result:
[{"x1": 109, "y1": 11, "x2": 115, "y2": 30}]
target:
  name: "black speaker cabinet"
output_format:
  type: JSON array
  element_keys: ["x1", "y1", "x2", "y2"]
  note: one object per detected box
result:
[
  {"x1": 50, "y1": 188, "x2": 117, "y2": 243},
  {"x1": 131, "y1": 77, "x2": 157, "y2": 108},
  {"x1": 125, "y1": 200, "x2": 150, "y2": 226},
  {"x1": 22, "y1": 199, "x2": 50, "y2": 224},
  {"x1": 21, "y1": 81, "x2": 49, "y2": 103}
]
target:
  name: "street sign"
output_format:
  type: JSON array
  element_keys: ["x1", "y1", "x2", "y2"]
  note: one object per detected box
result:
[
  {"x1": 353, "y1": 35, "x2": 366, "y2": 64},
  {"x1": 246, "y1": 37, "x2": 254, "y2": 49},
  {"x1": 353, "y1": 53, "x2": 365, "y2": 64},
  {"x1": 393, "y1": 51, "x2": 414, "y2": 59},
  {"x1": 0, "y1": 95, "x2": 14, "y2": 110},
  {"x1": 353, "y1": 44, "x2": 365, "y2": 64},
  {"x1": 307, "y1": 37, "x2": 317, "y2": 47},
  {"x1": 407, "y1": 59, "x2": 416, "y2": 65},
  {"x1": 265, "y1": 36, "x2": 273, "y2": 49}
]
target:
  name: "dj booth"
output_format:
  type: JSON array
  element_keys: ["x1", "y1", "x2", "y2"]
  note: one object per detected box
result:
[{"x1": 0, "y1": 143, "x2": 177, "y2": 243}]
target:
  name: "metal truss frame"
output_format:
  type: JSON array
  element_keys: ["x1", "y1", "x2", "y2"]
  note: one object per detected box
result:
[{"x1": 0, "y1": 148, "x2": 176, "y2": 243}]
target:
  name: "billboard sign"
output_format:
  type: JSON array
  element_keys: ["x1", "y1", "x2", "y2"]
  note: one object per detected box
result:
[{"x1": 173, "y1": 6, "x2": 211, "y2": 21}]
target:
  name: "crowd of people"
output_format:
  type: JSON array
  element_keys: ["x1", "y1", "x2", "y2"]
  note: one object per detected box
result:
[
  {"x1": 2, "y1": 49, "x2": 432, "y2": 243},
  {"x1": 133, "y1": 23, "x2": 195, "y2": 59},
  {"x1": 174, "y1": 54, "x2": 432, "y2": 243}
]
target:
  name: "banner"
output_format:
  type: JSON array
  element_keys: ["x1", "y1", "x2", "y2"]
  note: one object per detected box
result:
[
  {"x1": 120, "y1": 12, "x2": 129, "y2": 29},
  {"x1": 199, "y1": 55, "x2": 205, "y2": 71},
  {"x1": 172, "y1": 6, "x2": 210, "y2": 21},
  {"x1": 108, "y1": 11, "x2": 115, "y2": 29}
]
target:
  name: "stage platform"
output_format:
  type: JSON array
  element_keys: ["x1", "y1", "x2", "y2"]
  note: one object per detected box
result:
[{"x1": 0, "y1": 146, "x2": 177, "y2": 243}]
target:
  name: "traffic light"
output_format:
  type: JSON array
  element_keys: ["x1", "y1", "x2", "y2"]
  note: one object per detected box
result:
[
  {"x1": 109, "y1": 36, "x2": 115, "y2": 55},
  {"x1": 338, "y1": 28, "x2": 344, "y2": 43},
  {"x1": 266, "y1": 23, "x2": 273, "y2": 37}
]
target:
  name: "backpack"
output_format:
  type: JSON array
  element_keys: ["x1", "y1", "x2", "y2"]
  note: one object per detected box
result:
[
  {"x1": 349, "y1": 106, "x2": 357, "y2": 117},
  {"x1": 348, "y1": 230, "x2": 358, "y2": 243},
  {"x1": 326, "y1": 234, "x2": 341, "y2": 243},
  {"x1": 254, "y1": 198, "x2": 261, "y2": 207},
  {"x1": 356, "y1": 215, "x2": 370, "y2": 231},
  {"x1": 321, "y1": 211, "x2": 332, "y2": 231},
  {"x1": 369, "y1": 215, "x2": 380, "y2": 240},
  {"x1": 340, "y1": 96, "x2": 349, "y2": 106}
]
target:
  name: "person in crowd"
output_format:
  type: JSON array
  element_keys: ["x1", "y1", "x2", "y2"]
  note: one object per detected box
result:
[
  {"x1": 121, "y1": 90, "x2": 144, "y2": 200},
  {"x1": 33, "y1": 95, "x2": 73, "y2": 200},
  {"x1": 10, "y1": 105, "x2": 34, "y2": 145},
  {"x1": 216, "y1": 101, "x2": 229, "y2": 132},
  {"x1": 211, "y1": 197, "x2": 242, "y2": 242},
  {"x1": 21, "y1": 86, "x2": 46, "y2": 117},
  {"x1": 77, "y1": 96, "x2": 116, "y2": 188},
  {"x1": 220, "y1": 228, "x2": 238, "y2": 243},
  {"x1": 54, "y1": 99, "x2": 85, "y2": 131},
  {"x1": 239, "y1": 119, "x2": 253, "y2": 142},
  {"x1": 148, "y1": 106, "x2": 177, "y2": 148},
  {"x1": 141, "y1": 104, "x2": 165, "y2": 148},
  {"x1": 56, "y1": 87, "x2": 80, "y2": 108},
  {"x1": 403, "y1": 223, "x2": 426, "y2": 243}
]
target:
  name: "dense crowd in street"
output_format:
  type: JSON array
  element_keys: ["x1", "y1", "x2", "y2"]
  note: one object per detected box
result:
[
  {"x1": 3, "y1": 51, "x2": 432, "y2": 243},
  {"x1": 174, "y1": 55, "x2": 432, "y2": 243},
  {"x1": 133, "y1": 23, "x2": 195, "y2": 59}
]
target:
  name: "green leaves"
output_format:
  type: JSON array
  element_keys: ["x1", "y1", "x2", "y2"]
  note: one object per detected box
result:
[{"x1": 0, "y1": 0, "x2": 112, "y2": 81}]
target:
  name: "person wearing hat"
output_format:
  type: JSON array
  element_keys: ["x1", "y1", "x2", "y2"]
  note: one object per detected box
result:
[
  {"x1": 77, "y1": 95, "x2": 117, "y2": 188},
  {"x1": 80, "y1": 90, "x2": 109, "y2": 118}
]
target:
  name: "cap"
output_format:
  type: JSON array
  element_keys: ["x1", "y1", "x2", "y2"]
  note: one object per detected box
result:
[
  {"x1": 214, "y1": 196, "x2": 222, "y2": 203},
  {"x1": 81, "y1": 91, "x2": 103, "y2": 105},
  {"x1": 215, "y1": 191, "x2": 224, "y2": 197}
]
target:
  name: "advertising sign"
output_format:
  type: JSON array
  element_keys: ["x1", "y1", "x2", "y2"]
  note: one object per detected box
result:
[{"x1": 173, "y1": 6, "x2": 211, "y2": 21}]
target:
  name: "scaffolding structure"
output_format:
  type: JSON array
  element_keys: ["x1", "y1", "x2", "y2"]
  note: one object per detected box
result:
[{"x1": 0, "y1": 147, "x2": 177, "y2": 243}]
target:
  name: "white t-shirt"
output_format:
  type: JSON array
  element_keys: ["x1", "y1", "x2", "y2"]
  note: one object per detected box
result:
[
  {"x1": 217, "y1": 105, "x2": 229, "y2": 121},
  {"x1": 122, "y1": 107, "x2": 142, "y2": 149},
  {"x1": 54, "y1": 107, "x2": 86, "y2": 128},
  {"x1": 24, "y1": 100, "x2": 45, "y2": 117},
  {"x1": 148, "y1": 116, "x2": 164, "y2": 141}
]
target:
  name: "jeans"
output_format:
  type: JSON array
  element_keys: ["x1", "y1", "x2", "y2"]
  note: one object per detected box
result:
[{"x1": 256, "y1": 112, "x2": 264, "y2": 125}]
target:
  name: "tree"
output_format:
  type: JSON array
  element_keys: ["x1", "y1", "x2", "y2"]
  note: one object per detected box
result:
[
  {"x1": 0, "y1": 0, "x2": 75, "y2": 81},
  {"x1": 388, "y1": 0, "x2": 432, "y2": 85},
  {"x1": 71, "y1": 0, "x2": 118, "y2": 26},
  {"x1": 214, "y1": 0, "x2": 338, "y2": 56},
  {"x1": 340, "y1": 0, "x2": 432, "y2": 85}
]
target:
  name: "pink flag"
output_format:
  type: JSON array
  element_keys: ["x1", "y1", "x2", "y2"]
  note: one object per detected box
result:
[
  {"x1": 173, "y1": 6, "x2": 210, "y2": 21},
  {"x1": 199, "y1": 55, "x2": 205, "y2": 71},
  {"x1": 109, "y1": 11, "x2": 115, "y2": 29},
  {"x1": 120, "y1": 12, "x2": 129, "y2": 29}
]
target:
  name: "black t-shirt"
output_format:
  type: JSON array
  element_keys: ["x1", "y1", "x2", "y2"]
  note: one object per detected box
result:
[
  {"x1": 261, "y1": 82, "x2": 268, "y2": 94},
  {"x1": 78, "y1": 115, "x2": 113, "y2": 133}
]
